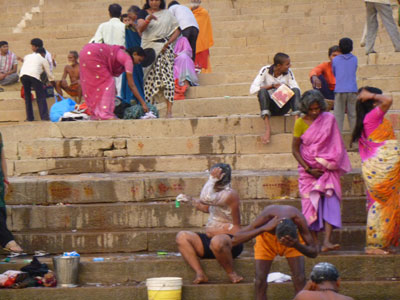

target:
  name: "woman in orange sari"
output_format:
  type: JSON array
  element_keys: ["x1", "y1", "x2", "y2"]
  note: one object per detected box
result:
[
  {"x1": 191, "y1": 0, "x2": 213, "y2": 73},
  {"x1": 351, "y1": 87, "x2": 400, "y2": 254}
]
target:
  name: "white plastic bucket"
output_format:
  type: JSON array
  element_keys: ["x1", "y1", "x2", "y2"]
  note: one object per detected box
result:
[{"x1": 146, "y1": 277, "x2": 182, "y2": 300}]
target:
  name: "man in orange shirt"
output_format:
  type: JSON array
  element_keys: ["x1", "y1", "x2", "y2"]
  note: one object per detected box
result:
[{"x1": 309, "y1": 46, "x2": 341, "y2": 101}]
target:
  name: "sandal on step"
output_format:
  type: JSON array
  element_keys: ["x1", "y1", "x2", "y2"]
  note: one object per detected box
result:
[
  {"x1": 34, "y1": 250, "x2": 50, "y2": 257},
  {"x1": 7, "y1": 252, "x2": 28, "y2": 258}
]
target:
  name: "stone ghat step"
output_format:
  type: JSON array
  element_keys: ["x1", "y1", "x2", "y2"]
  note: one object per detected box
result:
[
  {"x1": 2, "y1": 92, "x2": 400, "y2": 122},
  {"x1": 3, "y1": 21, "x2": 366, "y2": 41},
  {"x1": 0, "y1": 253, "x2": 398, "y2": 284},
  {"x1": 2, "y1": 281, "x2": 400, "y2": 300},
  {"x1": 4, "y1": 10, "x2": 367, "y2": 32},
  {"x1": 8, "y1": 170, "x2": 365, "y2": 205},
  {"x1": 1, "y1": 110, "x2": 397, "y2": 146},
  {"x1": 1, "y1": 60, "x2": 397, "y2": 94},
  {"x1": 1, "y1": 281, "x2": 399, "y2": 300},
  {"x1": 0, "y1": 115, "x2": 295, "y2": 141},
  {"x1": 9, "y1": 151, "x2": 362, "y2": 175},
  {"x1": 7, "y1": 198, "x2": 367, "y2": 232},
  {"x1": 12, "y1": 131, "x2": 371, "y2": 161},
  {"x1": 1, "y1": 1, "x2": 238, "y2": 16},
  {"x1": 0, "y1": 1, "x2": 366, "y2": 26},
  {"x1": 1, "y1": 77, "x2": 399, "y2": 104},
  {"x1": 10, "y1": 225, "x2": 367, "y2": 254}
]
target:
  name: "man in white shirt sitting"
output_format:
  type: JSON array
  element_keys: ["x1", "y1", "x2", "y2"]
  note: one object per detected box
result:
[
  {"x1": 0, "y1": 41, "x2": 18, "y2": 90},
  {"x1": 20, "y1": 48, "x2": 55, "y2": 121},
  {"x1": 364, "y1": 0, "x2": 400, "y2": 54},
  {"x1": 250, "y1": 52, "x2": 301, "y2": 144},
  {"x1": 90, "y1": 3, "x2": 126, "y2": 97},
  {"x1": 168, "y1": 1, "x2": 199, "y2": 61}
]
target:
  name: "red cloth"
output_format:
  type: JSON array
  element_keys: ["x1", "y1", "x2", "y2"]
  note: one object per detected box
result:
[{"x1": 195, "y1": 49, "x2": 209, "y2": 70}]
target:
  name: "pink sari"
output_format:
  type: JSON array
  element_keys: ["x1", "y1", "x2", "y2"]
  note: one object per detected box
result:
[
  {"x1": 298, "y1": 112, "x2": 352, "y2": 227},
  {"x1": 80, "y1": 44, "x2": 133, "y2": 120},
  {"x1": 173, "y1": 37, "x2": 198, "y2": 86}
]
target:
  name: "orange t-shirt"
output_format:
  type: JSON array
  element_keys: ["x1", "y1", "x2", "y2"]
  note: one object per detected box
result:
[{"x1": 309, "y1": 61, "x2": 336, "y2": 91}]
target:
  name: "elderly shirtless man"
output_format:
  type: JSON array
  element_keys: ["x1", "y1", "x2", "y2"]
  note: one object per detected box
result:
[
  {"x1": 294, "y1": 262, "x2": 354, "y2": 300},
  {"x1": 176, "y1": 163, "x2": 243, "y2": 284},
  {"x1": 233, "y1": 205, "x2": 318, "y2": 300},
  {"x1": 55, "y1": 51, "x2": 81, "y2": 102}
]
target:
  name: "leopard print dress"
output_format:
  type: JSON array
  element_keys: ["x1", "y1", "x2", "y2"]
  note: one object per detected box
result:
[{"x1": 144, "y1": 44, "x2": 175, "y2": 104}]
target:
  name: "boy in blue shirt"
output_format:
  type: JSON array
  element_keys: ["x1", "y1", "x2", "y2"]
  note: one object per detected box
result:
[{"x1": 332, "y1": 38, "x2": 358, "y2": 133}]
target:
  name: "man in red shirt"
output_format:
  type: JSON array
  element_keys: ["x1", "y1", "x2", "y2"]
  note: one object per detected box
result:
[{"x1": 309, "y1": 46, "x2": 341, "y2": 101}]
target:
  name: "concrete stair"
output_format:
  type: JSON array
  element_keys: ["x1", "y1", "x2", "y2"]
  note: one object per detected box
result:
[
  {"x1": 0, "y1": 254, "x2": 399, "y2": 299},
  {"x1": 4, "y1": 170, "x2": 367, "y2": 254},
  {"x1": 0, "y1": 281, "x2": 399, "y2": 300},
  {"x1": 2, "y1": 0, "x2": 400, "y2": 299}
]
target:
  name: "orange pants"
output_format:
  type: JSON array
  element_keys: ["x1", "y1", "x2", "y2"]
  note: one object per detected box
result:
[{"x1": 254, "y1": 232, "x2": 303, "y2": 260}]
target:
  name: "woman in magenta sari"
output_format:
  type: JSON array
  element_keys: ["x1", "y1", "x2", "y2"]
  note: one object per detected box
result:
[
  {"x1": 351, "y1": 87, "x2": 400, "y2": 255},
  {"x1": 80, "y1": 44, "x2": 149, "y2": 120},
  {"x1": 292, "y1": 90, "x2": 351, "y2": 252}
]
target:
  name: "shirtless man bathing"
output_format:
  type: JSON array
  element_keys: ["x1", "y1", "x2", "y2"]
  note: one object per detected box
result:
[
  {"x1": 232, "y1": 205, "x2": 318, "y2": 300},
  {"x1": 293, "y1": 262, "x2": 354, "y2": 300},
  {"x1": 176, "y1": 163, "x2": 244, "y2": 284},
  {"x1": 55, "y1": 51, "x2": 81, "y2": 103}
]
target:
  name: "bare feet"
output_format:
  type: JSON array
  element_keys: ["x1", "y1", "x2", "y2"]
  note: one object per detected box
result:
[
  {"x1": 227, "y1": 272, "x2": 243, "y2": 283},
  {"x1": 321, "y1": 243, "x2": 340, "y2": 252},
  {"x1": 4, "y1": 240, "x2": 23, "y2": 253},
  {"x1": 365, "y1": 248, "x2": 390, "y2": 255},
  {"x1": 261, "y1": 132, "x2": 270, "y2": 144},
  {"x1": 193, "y1": 273, "x2": 208, "y2": 284},
  {"x1": 166, "y1": 112, "x2": 172, "y2": 119}
]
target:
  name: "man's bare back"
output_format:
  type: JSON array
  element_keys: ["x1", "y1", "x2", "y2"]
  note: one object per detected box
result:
[
  {"x1": 295, "y1": 290, "x2": 353, "y2": 300},
  {"x1": 260, "y1": 205, "x2": 306, "y2": 234}
]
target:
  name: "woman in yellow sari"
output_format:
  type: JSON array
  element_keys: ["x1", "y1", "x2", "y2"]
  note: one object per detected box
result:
[{"x1": 351, "y1": 87, "x2": 400, "y2": 254}]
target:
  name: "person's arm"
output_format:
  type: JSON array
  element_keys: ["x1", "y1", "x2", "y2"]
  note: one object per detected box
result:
[
  {"x1": 90, "y1": 23, "x2": 104, "y2": 43},
  {"x1": 287, "y1": 69, "x2": 300, "y2": 90},
  {"x1": 189, "y1": 196, "x2": 210, "y2": 213},
  {"x1": 309, "y1": 63, "x2": 326, "y2": 89},
  {"x1": 358, "y1": 89, "x2": 392, "y2": 113},
  {"x1": 161, "y1": 28, "x2": 181, "y2": 53},
  {"x1": 126, "y1": 72, "x2": 149, "y2": 112},
  {"x1": 332, "y1": 58, "x2": 336, "y2": 77},
  {"x1": 232, "y1": 213, "x2": 278, "y2": 246},
  {"x1": 42, "y1": 59, "x2": 55, "y2": 85},
  {"x1": 225, "y1": 190, "x2": 241, "y2": 230},
  {"x1": 281, "y1": 214, "x2": 318, "y2": 258},
  {"x1": 61, "y1": 66, "x2": 68, "y2": 82},
  {"x1": 250, "y1": 67, "x2": 274, "y2": 94},
  {"x1": 7, "y1": 64, "x2": 17, "y2": 75},
  {"x1": 1, "y1": 146, "x2": 9, "y2": 196},
  {"x1": 137, "y1": 11, "x2": 157, "y2": 34},
  {"x1": 292, "y1": 136, "x2": 323, "y2": 179}
]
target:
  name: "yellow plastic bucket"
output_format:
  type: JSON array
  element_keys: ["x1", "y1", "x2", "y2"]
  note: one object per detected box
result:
[{"x1": 146, "y1": 277, "x2": 182, "y2": 300}]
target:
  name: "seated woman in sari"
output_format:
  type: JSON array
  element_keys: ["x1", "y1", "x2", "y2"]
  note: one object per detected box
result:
[
  {"x1": 173, "y1": 36, "x2": 198, "y2": 100},
  {"x1": 121, "y1": 5, "x2": 146, "y2": 105},
  {"x1": 292, "y1": 90, "x2": 351, "y2": 252},
  {"x1": 351, "y1": 87, "x2": 400, "y2": 255},
  {"x1": 80, "y1": 44, "x2": 149, "y2": 120},
  {"x1": 137, "y1": 0, "x2": 180, "y2": 118}
]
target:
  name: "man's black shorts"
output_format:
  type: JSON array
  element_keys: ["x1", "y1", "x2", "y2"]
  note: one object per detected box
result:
[{"x1": 197, "y1": 233, "x2": 243, "y2": 259}]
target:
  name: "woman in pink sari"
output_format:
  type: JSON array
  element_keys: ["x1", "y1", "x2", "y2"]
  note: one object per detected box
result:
[
  {"x1": 292, "y1": 90, "x2": 351, "y2": 252},
  {"x1": 80, "y1": 44, "x2": 149, "y2": 120},
  {"x1": 351, "y1": 87, "x2": 400, "y2": 255}
]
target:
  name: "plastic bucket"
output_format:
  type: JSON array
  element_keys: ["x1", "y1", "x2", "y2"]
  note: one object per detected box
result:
[
  {"x1": 52, "y1": 256, "x2": 80, "y2": 287},
  {"x1": 146, "y1": 277, "x2": 182, "y2": 300}
]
